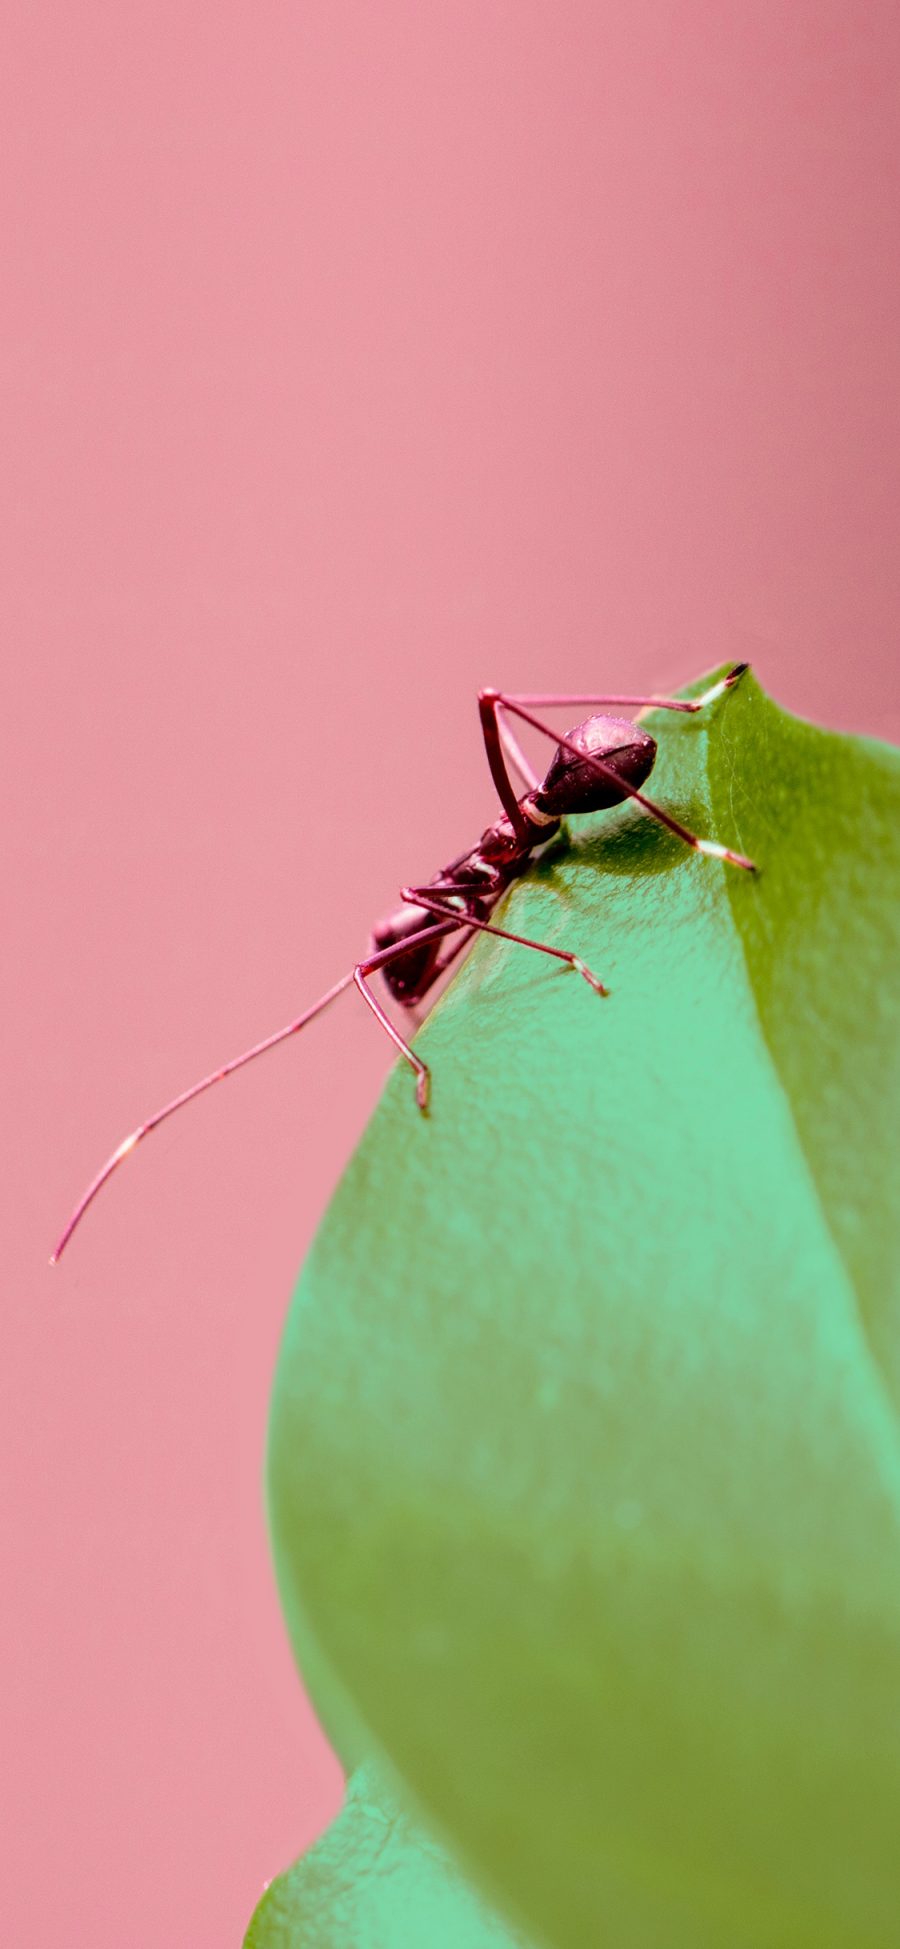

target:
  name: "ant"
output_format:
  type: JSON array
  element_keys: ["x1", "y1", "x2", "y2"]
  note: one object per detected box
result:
[{"x1": 51, "y1": 665, "x2": 755, "y2": 1262}]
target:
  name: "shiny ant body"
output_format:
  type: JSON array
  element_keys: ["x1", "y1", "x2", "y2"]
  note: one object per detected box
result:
[{"x1": 52, "y1": 665, "x2": 754, "y2": 1260}]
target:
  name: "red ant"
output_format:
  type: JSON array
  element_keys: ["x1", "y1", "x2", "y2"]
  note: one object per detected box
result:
[{"x1": 51, "y1": 665, "x2": 755, "y2": 1261}]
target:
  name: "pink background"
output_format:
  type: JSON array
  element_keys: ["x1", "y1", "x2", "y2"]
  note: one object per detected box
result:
[{"x1": 5, "y1": 4, "x2": 899, "y2": 1943}]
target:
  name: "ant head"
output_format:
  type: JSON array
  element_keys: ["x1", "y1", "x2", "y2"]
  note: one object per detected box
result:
[
  {"x1": 372, "y1": 900, "x2": 448, "y2": 1005},
  {"x1": 531, "y1": 715, "x2": 657, "y2": 817}
]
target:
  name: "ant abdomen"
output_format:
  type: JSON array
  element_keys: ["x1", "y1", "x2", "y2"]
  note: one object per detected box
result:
[{"x1": 531, "y1": 716, "x2": 657, "y2": 817}]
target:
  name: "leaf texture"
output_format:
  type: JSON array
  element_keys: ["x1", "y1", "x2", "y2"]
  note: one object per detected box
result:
[
  {"x1": 260, "y1": 672, "x2": 900, "y2": 1948},
  {"x1": 245, "y1": 1763, "x2": 531, "y2": 1948}
]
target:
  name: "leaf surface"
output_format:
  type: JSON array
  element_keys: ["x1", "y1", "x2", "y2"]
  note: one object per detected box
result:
[
  {"x1": 244, "y1": 1762, "x2": 531, "y2": 1948},
  {"x1": 263, "y1": 672, "x2": 900, "y2": 1948}
]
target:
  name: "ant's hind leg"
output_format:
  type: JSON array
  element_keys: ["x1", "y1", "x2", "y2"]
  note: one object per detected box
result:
[
  {"x1": 402, "y1": 888, "x2": 609, "y2": 996},
  {"x1": 495, "y1": 698, "x2": 758, "y2": 873},
  {"x1": 684, "y1": 662, "x2": 750, "y2": 710},
  {"x1": 505, "y1": 663, "x2": 750, "y2": 717},
  {"x1": 476, "y1": 671, "x2": 751, "y2": 838},
  {"x1": 477, "y1": 690, "x2": 535, "y2": 839},
  {"x1": 497, "y1": 708, "x2": 540, "y2": 790}
]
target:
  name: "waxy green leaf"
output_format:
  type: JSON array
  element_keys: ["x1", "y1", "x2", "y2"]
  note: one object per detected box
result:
[
  {"x1": 259, "y1": 672, "x2": 900, "y2": 1948},
  {"x1": 244, "y1": 1762, "x2": 530, "y2": 1948}
]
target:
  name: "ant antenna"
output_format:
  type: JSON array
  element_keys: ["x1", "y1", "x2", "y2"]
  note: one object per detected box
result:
[{"x1": 49, "y1": 972, "x2": 356, "y2": 1262}]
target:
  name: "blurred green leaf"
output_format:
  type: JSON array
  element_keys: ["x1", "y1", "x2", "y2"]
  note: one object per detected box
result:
[
  {"x1": 262, "y1": 671, "x2": 900, "y2": 1948},
  {"x1": 244, "y1": 1762, "x2": 531, "y2": 1948}
]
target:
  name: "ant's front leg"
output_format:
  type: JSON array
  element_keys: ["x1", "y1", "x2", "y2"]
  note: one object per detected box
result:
[
  {"x1": 353, "y1": 965, "x2": 431, "y2": 1109},
  {"x1": 354, "y1": 925, "x2": 463, "y2": 1110}
]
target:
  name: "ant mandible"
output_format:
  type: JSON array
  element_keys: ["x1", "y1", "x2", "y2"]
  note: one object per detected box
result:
[{"x1": 51, "y1": 665, "x2": 755, "y2": 1261}]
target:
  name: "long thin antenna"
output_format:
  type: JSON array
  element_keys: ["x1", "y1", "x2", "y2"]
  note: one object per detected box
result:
[{"x1": 50, "y1": 970, "x2": 356, "y2": 1262}]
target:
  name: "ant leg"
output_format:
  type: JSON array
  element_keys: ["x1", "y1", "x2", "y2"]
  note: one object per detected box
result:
[
  {"x1": 494, "y1": 696, "x2": 757, "y2": 872},
  {"x1": 403, "y1": 887, "x2": 609, "y2": 995},
  {"x1": 478, "y1": 690, "x2": 534, "y2": 840},
  {"x1": 353, "y1": 968, "x2": 432, "y2": 1108},
  {"x1": 507, "y1": 663, "x2": 750, "y2": 715},
  {"x1": 428, "y1": 924, "x2": 478, "y2": 983},
  {"x1": 397, "y1": 924, "x2": 481, "y2": 1034},
  {"x1": 354, "y1": 920, "x2": 467, "y2": 1110},
  {"x1": 51, "y1": 922, "x2": 460, "y2": 1259},
  {"x1": 497, "y1": 707, "x2": 540, "y2": 791}
]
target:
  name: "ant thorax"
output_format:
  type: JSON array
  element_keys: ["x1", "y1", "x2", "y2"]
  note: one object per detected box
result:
[
  {"x1": 371, "y1": 806, "x2": 561, "y2": 1007},
  {"x1": 436, "y1": 804, "x2": 562, "y2": 897}
]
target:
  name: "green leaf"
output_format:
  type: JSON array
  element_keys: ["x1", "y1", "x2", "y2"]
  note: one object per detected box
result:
[
  {"x1": 244, "y1": 1762, "x2": 532, "y2": 1948},
  {"x1": 264, "y1": 671, "x2": 900, "y2": 1948}
]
